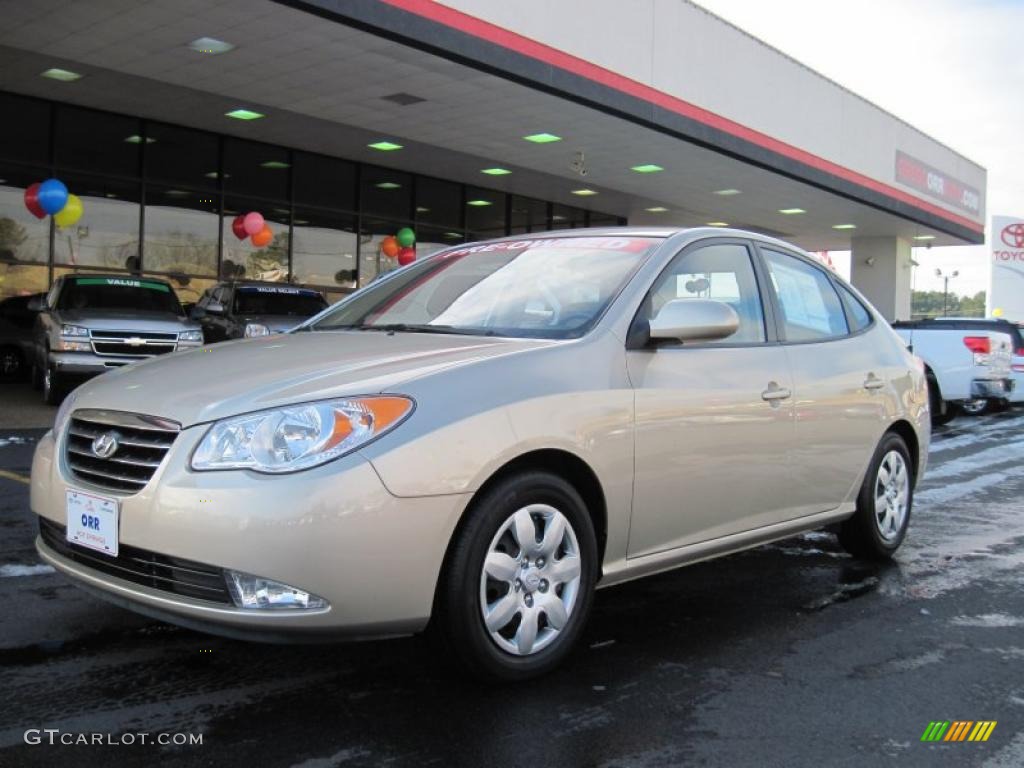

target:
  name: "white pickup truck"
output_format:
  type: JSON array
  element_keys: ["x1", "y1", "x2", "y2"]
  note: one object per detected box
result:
[{"x1": 892, "y1": 318, "x2": 1017, "y2": 424}]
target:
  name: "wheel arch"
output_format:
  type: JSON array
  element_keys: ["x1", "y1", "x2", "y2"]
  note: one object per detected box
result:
[{"x1": 886, "y1": 419, "x2": 920, "y2": 483}]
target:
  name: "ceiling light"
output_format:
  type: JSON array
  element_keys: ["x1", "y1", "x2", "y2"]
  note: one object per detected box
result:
[
  {"x1": 368, "y1": 141, "x2": 402, "y2": 151},
  {"x1": 260, "y1": 160, "x2": 290, "y2": 169},
  {"x1": 832, "y1": 224, "x2": 857, "y2": 230},
  {"x1": 779, "y1": 208, "x2": 806, "y2": 215},
  {"x1": 523, "y1": 133, "x2": 562, "y2": 143},
  {"x1": 631, "y1": 164, "x2": 664, "y2": 173},
  {"x1": 164, "y1": 189, "x2": 189, "y2": 198},
  {"x1": 123, "y1": 135, "x2": 155, "y2": 144},
  {"x1": 444, "y1": 231, "x2": 463, "y2": 238},
  {"x1": 551, "y1": 215, "x2": 567, "y2": 222},
  {"x1": 571, "y1": 189, "x2": 598, "y2": 196},
  {"x1": 204, "y1": 171, "x2": 230, "y2": 179},
  {"x1": 375, "y1": 182, "x2": 401, "y2": 189},
  {"x1": 467, "y1": 199, "x2": 492, "y2": 207},
  {"x1": 913, "y1": 234, "x2": 936, "y2": 241},
  {"x1": 713, "y1": 189, "x2": 741, "y2": 196},
  {"x1": 40, "y1": 68, "x2": 82, "y2": 82},
  {"x1": 706, "y1": 222, "x2": 729, "y2": 227},
  {"x1": 225, "y1": 108, "x2": 264, "y2": 120},
  {"x1": 416, "y1": 206, "x2": 430, "y2": 213},
  {"x1": 481, "y1": 168, "x2": 512, "y2": 176},
  {"x1": 188, "y1": 37, "x2": 235, "y2": 55},
  {"x1": 645, "y1": 206, "x2": 669, "y2": 213}
]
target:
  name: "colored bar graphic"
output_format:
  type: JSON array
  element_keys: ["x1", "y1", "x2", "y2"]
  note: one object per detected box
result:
[
  {"x1": 921, "y1": 721, "x2": 950, "y2": 741},
  {"x1": 921, "y1": 720, "x2": 996, "y2": 742}
]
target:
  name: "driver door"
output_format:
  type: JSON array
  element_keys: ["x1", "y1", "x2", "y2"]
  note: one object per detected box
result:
[{"x1": 626, "y1": 239, "x2": 796, "y2": 557}]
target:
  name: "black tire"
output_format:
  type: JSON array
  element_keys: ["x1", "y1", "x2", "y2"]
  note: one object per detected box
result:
[
  {"x1": 42, "y1": 364, "x2": 65, "y2": 405},
  {"x1": 433, "y1": 470, "x2": 598, "y2": 682},
  {"x1": 928, "y1": 378, "x2": 955, "y2": 426},
  {"x1": 838, "y1": 432, "x2": 914, "y2": 560},
  {"x1": 30, "y1": 357, "x2": 43, "y2": 390}
]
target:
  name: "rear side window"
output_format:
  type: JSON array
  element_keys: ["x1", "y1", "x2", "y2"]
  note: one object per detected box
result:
[
  {"x1": 763, "y1": 249, "x2": 849, "y2": 341},
  {"x1": 837, "y1": 283, "x2": 873, "y2": 332}
]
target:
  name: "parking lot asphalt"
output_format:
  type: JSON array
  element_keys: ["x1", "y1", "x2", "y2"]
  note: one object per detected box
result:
[{"x1": 0, "y1": 394, "x2": 1022, "y2": 767}]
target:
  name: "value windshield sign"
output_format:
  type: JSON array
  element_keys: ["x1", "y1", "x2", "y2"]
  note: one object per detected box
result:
[{"x1": 988, "y1": 215, "x2": 1024, "y2": 321}]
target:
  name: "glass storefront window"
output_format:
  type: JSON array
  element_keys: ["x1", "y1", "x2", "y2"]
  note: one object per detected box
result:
[
  {"x1": 414, "y1": 225, "x2": 465, "y2": 259},
  {"x1": 294, "y1": 152, "x2": 356, "y2": 212},
  {"x1": 143, "y1": 273, "x2": 217, "y2": 309},
  {"x1": 291, "y1": 207, "x2": 358, "y2": 291},
  {"x1": 589, "y1": 212, "x2": 624, "y2": 228},
  {"x1": 415, "y1": 177, "x2": 462, "y2": 228},
  {"x1": 0, "y1": 93, "x2": 50, "y2": 165},
  {"x1": 143, "y1": 186, "x2": 219, "y2": 277},
  {"x1": 509, "y1": 196, "x2": 549, "y2": 234},
  {"x1": 551, "y1": 203, "x2": 587, "y2": 229},
  {"x1": 55, "y1": 106, "x2": 141, "y2": 178},
  {"x1": 146, "y1": 123, "x2": 219, "y2": 190},
  {"x1": 361, "y1": 166, "x2": 412, "y2": 220},
  {"x1": 466, "y1": 186, "x2": 507, "y2": 239},
  {"x1": 222, "y1": 197, "x2": 289, "y2": 282},
  {"x1": 0, "y1": 168, "x2": 52, "y2": 266},
  {"x1": 52, "y1": 176, "x2": 141, "y2": 271},
  {"x1": 224, "y1": 139, "x2": 290, "y2": 200}
]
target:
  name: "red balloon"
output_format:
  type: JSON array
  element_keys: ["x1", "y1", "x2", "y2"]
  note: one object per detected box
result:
[
  {"x1": 381, "y1": 236, "x2": 400, "y2": 258},
  {"x1": 24, "y1": 183, "x2": 45, "y2": 220},
  {"x1": 397, "y1": 246, "x2": 416, "y2": 266},
  {"x1": 231, "y1": 214, "x2": 247, "y2": 240},
  {"x1": 251, "y1": 224, "x2": 273, "y2": 248}
]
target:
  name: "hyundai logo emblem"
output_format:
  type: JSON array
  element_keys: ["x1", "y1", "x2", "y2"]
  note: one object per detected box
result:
[{"x1": 91, "y1": 431, "x2": 120, "y2": 459}]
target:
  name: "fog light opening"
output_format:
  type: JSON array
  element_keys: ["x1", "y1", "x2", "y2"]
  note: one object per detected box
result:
[{"x1": 225, "y1": 570, "x2": 328, "y2": 610}]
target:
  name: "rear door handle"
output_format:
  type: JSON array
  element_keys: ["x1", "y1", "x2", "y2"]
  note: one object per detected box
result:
[
  {"x1": 761, "y1": 383, "x2": 792, "y2": 402},
  {"x1": 864, "y1": 374, "x2": 885, "y2": 390}
]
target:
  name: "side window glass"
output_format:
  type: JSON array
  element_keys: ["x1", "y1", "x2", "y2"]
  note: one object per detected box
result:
[
  {"x1": 837, "y1": 283, "x2": 872, "y2": 332},
  {"x1": 763, "y1": 249, "x2": 849, "y2": 341},
  {"x1": 645, "y1": 242, "x2": 766, "y2": 344}
]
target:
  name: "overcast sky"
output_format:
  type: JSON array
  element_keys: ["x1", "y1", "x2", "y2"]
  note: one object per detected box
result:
[{"x1": 693, "y1": 0, "x2": 1023, "y2": 298}]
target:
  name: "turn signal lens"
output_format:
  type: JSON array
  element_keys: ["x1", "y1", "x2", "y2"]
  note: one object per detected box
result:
[{"x1": 191, "y1": 396, "x2": 413, "y2": 473}]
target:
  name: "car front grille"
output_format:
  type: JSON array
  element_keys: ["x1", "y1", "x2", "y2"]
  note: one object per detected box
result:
[
  {"x1": 39, "y1": 517, "x2": 232, "y2": 604},
  {"x1": 65, "y1": 411, "x2": 179, "y2": 494},
  {"x1": 90, "y1": 330, "x2": 178, "y2": 358}
]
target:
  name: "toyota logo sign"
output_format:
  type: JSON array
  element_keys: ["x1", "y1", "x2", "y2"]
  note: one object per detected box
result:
[{"x1": 1000, "y1": 223, "x2": 1024, "y2": 249}]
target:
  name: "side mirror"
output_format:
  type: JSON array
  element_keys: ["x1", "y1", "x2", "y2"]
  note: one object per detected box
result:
[
  {"x1": 206, "y1": 301, "x2": 225, "y2": 315},
  {"x1": 649, "y1": 298, "x2": 740, "y2": 343},
  {"x1": 27, "y1": 296, "x2": 45, "y2": 312}
]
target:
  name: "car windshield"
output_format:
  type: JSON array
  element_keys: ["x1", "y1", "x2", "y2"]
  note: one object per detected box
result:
[
  {"x1": 310, "y1": 235, "x2": 660, "y2": 338},
  {"x1": 233, "y1": 287, "x2": 328, "y2": 317},
  {"x1": 57, "y1": 277, "x2": 182, "y2": 314}
]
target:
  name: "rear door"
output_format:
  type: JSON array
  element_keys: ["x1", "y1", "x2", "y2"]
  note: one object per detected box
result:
[
  {"x1": 758, "y1": 246, "x2": 891, "y2": 516},
  {"x1": 626, "y1": 238, "x2": 796, "y2": 557}
]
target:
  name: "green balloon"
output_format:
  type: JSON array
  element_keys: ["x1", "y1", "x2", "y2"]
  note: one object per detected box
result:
[{"x1": 396, "y1": 227, "x2": 415, "y2": 247}]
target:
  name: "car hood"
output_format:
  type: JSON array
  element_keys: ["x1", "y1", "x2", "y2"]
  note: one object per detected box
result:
[
  {"x1": 71, "y1": 330, "x2": 556, "y2": 427},
  {"x1": 58, "y1": 309, "x2": 199, "y2": 333}
]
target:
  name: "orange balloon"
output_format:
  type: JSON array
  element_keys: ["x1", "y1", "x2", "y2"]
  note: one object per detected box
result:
[
  {"x1": 381, "y1": 235, "x2": 400, "y2": 258},
  {"x1": 251, "y1": 224, "x2": 273, "y2": 248}
]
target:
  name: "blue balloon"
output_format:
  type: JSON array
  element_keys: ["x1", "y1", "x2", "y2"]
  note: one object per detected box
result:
[{"x1": 37, "y1": 178, "x2": 69, "y2": 215}]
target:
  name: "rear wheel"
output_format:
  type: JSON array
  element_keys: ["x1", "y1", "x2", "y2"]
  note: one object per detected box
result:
[
  {"x1": 959, "y1": 398, "x2": 991, "y2": 416},
  {"x1": 928, "y1": 378, "x2": 955, "y2": 425},
  {"x1": 838, "y1": 432, "x2": 914, "y2": 560},
  {"x1": 434, "y1": 471, "x2": 597, "y2": 681}
]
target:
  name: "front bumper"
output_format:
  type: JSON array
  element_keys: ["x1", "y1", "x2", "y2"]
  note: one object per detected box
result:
[
  {"x1": 48, "y1": 351, "x2": 132, "y2": 376},
  {"x1": 31, "y1": 428, "x2": 468, "y2": 641}
]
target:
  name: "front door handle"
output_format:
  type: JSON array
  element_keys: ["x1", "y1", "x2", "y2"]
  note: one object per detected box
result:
[
  {"x1": 761, "y1": 383, "x2": 792, "y2": 402},
  {"x1": 864, "y1": 374, "x2": 885, "y2": 391}
]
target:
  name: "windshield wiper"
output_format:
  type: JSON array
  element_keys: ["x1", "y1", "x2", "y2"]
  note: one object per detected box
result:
[{"x1": 359, "y1": 323, "x2": 502, "y2": 336}]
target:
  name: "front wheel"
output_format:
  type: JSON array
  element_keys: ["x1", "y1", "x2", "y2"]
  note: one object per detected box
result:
[
  {"x1": 434, "y1": 471, "x2": 597, "y2": 681},
  {"x1": 838, "y1": 432, "x2": 914, "y2": 560},
  {"x1": 42, "y1": 364, "x2": 66, "y2": 405}
]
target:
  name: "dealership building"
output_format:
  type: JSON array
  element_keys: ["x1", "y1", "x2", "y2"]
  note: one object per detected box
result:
[{"x1": 0, "y1": 0, "x2": 986, "y2": 318}]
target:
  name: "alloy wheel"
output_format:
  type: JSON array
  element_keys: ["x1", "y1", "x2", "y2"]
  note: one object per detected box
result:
[{"x1": 874, "y1": 450, "x2": 909, "y2": 541}]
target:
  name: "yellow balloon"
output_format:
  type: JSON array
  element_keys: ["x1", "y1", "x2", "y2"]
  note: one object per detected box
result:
[
  {"x1": 992, "y1": 307, "x2": 1004, "y2": 318},
  {"x1": 53, "y1": 193, "x2": 83, "y2": 228}
]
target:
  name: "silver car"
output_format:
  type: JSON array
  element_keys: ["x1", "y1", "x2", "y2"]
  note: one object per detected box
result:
[{"x1": 31, "y1": 229, "x2": 929, "y2": 680}]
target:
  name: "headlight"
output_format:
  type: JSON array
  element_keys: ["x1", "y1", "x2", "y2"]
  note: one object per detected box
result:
[
  {"x1": 191, "y1": 396, "x2": 413, "y2": 473},
  {"x1": 244, "y1": 323, "x2": 270, "y2": 338},
  {"x1": 178, "y1": 329, "x2": 203, "y2": 343},
  {"x1": 61, "y1": 324, "x2": 89, "y2": 337}
]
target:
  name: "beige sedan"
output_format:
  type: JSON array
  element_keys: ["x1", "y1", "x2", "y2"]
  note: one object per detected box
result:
[{"x1": 31, "y1": 229, "x2": 929, "y2": 680}]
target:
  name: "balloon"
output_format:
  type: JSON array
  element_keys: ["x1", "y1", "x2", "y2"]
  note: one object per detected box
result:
[
  {"x1": 53, "y1": 194, "x2": 83, "y2": 229},
  {"x1": 243, "y1": 211, "x2": 265, "y2": 236},
  {"x1": 251, "y1": 224, "x2": 273, "y2": 248},
  {"x1": 380, "y1": 236, "x2": 400, "y2": 258},
  {"x1": 397, "y1": 246, "x2": 416, "y2": 266},
  {"x1": 231, "y1": 214, "x2": 248, "y2": 240},
  {"x1": 37, "y1": 178, "x2": 69, "y2": 215},
  {"x1": 992, "y1": 308, "x2": 1004, "y2": 318},
  {"x1": 23, "y1": 183, "x2": 45, "y2": 219},
  {"x1": 396, "y1": 227, "x2": 415, "y2": 247}
]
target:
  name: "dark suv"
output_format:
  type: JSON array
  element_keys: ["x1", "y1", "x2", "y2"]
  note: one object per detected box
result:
[{"x1": 191, "y1": 282, "x2": 328, "y2": 343}]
